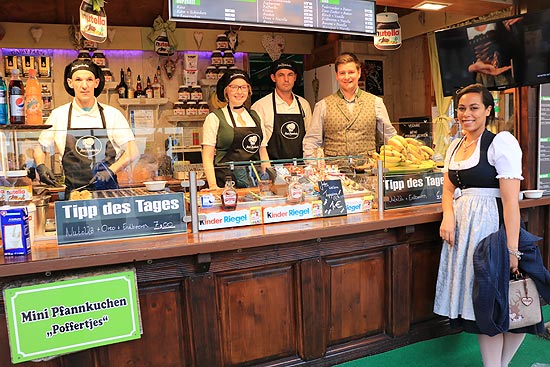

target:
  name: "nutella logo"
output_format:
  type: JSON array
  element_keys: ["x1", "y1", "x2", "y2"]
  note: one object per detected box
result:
[{"x1": 377, "y1": 28, "x2": 400, "y2": 37}]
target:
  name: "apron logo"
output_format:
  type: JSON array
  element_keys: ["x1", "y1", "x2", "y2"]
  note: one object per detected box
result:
[
  {"x1": 242, "y1": 133, "x2": 260, "y2": 154},
  {"x1": 75, "y1": 135, "x2": 102, "y2": 158},
  {"x1": 281, "y1": 121, "x2": 300, "y2": 140}
]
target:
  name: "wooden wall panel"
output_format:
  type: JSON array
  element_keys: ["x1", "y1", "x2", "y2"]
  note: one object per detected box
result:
[
  {"x1": 218, "y1": 265, "x2": 297, "y2": 366},
  {"x1": 410, "y1": 241, "x2": 441, "y2": 324},
  {"x1": 99, "y1": 282, "x2": 187, "y2": 367},
  {"x1": 326, "y1": 251, "x2": 386, "y2": 345}
]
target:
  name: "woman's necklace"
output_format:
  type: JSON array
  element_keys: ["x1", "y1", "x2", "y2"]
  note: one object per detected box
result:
[{"x1": 462, "y1": 136, "x2": 480, "y2": 152}]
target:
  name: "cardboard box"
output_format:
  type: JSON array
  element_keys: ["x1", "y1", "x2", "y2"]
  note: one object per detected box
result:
[
  {"x1": 183, "y1": 69, "x2": 198, "y2": 86},
  {"x1": 1, "y1": 207, "x2": 31, "y2": 256},
  {"x1": 184, "y1": 54, "x2": 198, "y2": 70}
]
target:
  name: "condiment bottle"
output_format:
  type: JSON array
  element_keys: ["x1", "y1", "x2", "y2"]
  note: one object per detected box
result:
[
  {"x1": 287, "y1": 173, "x2": 303, "y2": 204},
  {"x1": 221, "y1": 175, "x2": 238, "y2": 210}
]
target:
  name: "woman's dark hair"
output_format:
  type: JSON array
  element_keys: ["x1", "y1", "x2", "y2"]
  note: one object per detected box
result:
[{"x1": 456, "y1": 83, "x2": 495, "y2": 125}]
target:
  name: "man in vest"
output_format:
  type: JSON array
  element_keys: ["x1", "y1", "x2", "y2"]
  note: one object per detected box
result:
[
  {"x1": 252, "y1": 59, "x2": 312, "y2": 161},
  {"x1": 303, "y1": 52, "x2": 396, "y2": 163}
]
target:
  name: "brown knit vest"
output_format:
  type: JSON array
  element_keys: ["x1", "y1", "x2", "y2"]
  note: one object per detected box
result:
[{"x1": 323, "y1": 91, "x2": 376, "y2": 158}]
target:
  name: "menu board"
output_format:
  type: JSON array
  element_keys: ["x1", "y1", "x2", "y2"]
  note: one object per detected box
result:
[
  {"x1": 169, "y1": 0, "x2": 376, "y2": 36},
  {"x1": 538, "y1": 83, "x2": 550, "y2": 192},
  {"x1": 318, "y1": 180, "x2": 347, "y2": 217},
  {"x1": 384, "y1": 172, "x2": 444, "y2": 209}
]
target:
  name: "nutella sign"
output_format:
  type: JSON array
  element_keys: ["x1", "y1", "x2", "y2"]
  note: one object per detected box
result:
[{"x1": 374, "y1": 12, "x2": 401, "y2": 50}]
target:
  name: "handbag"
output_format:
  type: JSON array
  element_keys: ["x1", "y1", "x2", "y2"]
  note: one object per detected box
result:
[{"x1": 508, "y1": 273, "x2": 541, "y2": 330}]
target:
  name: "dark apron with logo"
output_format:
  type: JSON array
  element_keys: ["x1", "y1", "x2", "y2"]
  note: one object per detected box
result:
[
  {"x1": 215, "y1": 109, "x2": 263, "y2": 188},
  {"x1": 267, "y1": 92, "x2": 305, "y2": 160},
  {"x1": 63, "y1": 103, "x2": 117, "y2": 196}
]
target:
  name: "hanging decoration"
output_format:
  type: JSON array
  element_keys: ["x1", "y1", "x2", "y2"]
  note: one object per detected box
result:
[
  {"x1": 225, "y1": 29, "x2": 239, "y2": 52},
  {"x1": 164, "y1": 58, "x2": 176, "y2": 79},
  {"x1": 79, "y1": 0, "x2": 107, "y2": 43},
  {"x1": 374, "y1": 12, "x2": 401, "y2": 50},
  {"x1": 261, "y1": 33, "x2": 285, "y2": 61},
  {"x1": 148, "y1": 15, "x2": 177, "y2": 56},
  {"x1": 29, "y1": 26, "x2": 43, "y2": 43},
  {"x1": 193, "y1": 32, "x2": 203, "y2": 49}
]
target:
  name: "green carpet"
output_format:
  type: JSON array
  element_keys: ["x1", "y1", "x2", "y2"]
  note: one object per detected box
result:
[{"x1": 337, "y1": 306, "x2": 550, "y2": 367}]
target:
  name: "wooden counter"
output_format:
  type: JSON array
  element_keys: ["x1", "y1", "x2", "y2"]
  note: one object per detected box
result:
[{"x1": 1, "y1": 198, "x2": 549, "y2": 367}]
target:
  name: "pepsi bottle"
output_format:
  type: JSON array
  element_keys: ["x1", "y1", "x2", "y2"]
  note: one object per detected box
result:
[{"x1": 9, "y1": 69, "x2": 25, "y2": 124}]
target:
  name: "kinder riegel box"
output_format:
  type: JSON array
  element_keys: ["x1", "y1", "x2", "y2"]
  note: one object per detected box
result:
[
  {"x1": 1, "y1": 207, "x2": 31, "y2": 256},
  {"x1": 345, "y1": 196, "x2": 374, "y2": 214},
  {"x1": 263, "y1": 203, "x2": 313, "y2": 224},
  {"x1": 199, "y1": 208, "x2": 261, "y2": 230}
]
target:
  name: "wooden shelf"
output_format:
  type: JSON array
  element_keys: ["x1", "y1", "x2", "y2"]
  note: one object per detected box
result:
[
  {"x1": 166, "y1": 115, "x2": 206, "y2": 123},
  {"x1": 118, "y1": 98, "x2": 169, "y2": 106}
]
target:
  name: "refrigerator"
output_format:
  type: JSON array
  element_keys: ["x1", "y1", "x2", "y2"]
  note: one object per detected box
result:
[{"x1": 303, "y1": 64, "x2": 338, "y2": 110}]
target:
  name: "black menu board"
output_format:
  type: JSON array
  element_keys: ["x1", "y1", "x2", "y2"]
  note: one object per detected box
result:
[
  {"x1": 538, "y1": 83, "x2": 550, "y2": 192},
  {"x1": 169, "y1": 0, "x2": 376, "y2": 36},
  {"x1": 318, "y1": 180, "x2": 347, "y2": 217}
]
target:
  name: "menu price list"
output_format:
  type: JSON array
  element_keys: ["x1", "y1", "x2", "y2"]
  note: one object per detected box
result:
[
  {"x1": 539, "y1": 84, "x2": 550, "y2": 192},
  {"x1": 170, "y1": 0, "x2": 376, "y2": 35}
]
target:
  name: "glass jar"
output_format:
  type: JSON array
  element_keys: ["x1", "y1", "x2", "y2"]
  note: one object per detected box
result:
[
  {"x1": 198, "y1": 101, "x2": 210, "y2": 115},
  {"x1": 217, "y1": 66, "x2": 228, "y2": 79},
  {"x1": 101, "y1": 67, "x2": 113, "y2": 82},
  {"x1": 174, "y1": 101, "x2": 187, "y2": 116},
  {"x1": 191, "y1": 85, "x2": 202, "y2": 101},
  {"x1": 5, "y1": 170, "x2": 33, "y2": 206},
  {"x1": 77, "y1": 50, "x2": 92, "y2": 60},
  {"x1": 186, "y1": 101, "x2": 198, "y2": 116},
  {"x1": 92, "y1": 50, "x2": 106, "y2": 67},
  {"x1": 216, "y1": 33, "x2": 229, "y2": 51},
  {"x1": 205, "y1": 66, "x2": 218, "y2": 80},
  {"x1": 223, "y1": 51, "x2": 235, "y2": 65},
  {"x1": 211, "y1": 51, "x2": 223, "y2": 65},
  {"x1": 178, "y1": 85, "x2": 190, "y2": 101}
]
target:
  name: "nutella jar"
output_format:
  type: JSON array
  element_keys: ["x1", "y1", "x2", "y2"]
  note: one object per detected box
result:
[
  {"x1": 211, "y1": 51, "x2": 223, "y2": 65},
  {"x1": 101, "y1": 67, "x2": 113, "y2": 82},
  {"x1": 223, "y1": 51, "x2": 235, "y2": 65},
  {"x1": 178, "y1": 85, "x2": 190, "y2": 101},
  {"x1": 174, "y1": 101, "x2": 187, "y2": 116},
  {"x1": 77, "y1": 50, "x2": 92, "y2": 60},
  {"x1": 191, "y1": 85, "x2": 202, "y2": 101},
  {"x1": 217, "y1": 66, "x2": 228, "y2": 79},
  {"x1": 186, "y1": 101, "x2": 198, "y2": 116},
  {"x1": 198, "y1": 101, "x2": 210, "y2": 115},
  {"x1": 216, "y1": 33, "x2": 229, "y2": 51},
  {"x1": 374, "y1": 12, "x2": 401, "y2": 50},
  {"x1": 92, "y1": 50, "x2": 106, "y2": 67},
  {"x1": 205, "y1": 66, "x2": 218, "y2": 80},
  {"x1": 5, "y1": 170, "x2": 33, "y2": 206}
]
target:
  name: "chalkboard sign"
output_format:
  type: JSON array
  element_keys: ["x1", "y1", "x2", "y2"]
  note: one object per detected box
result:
[
  {"x1": 397, "y1": 116, "x2": 433, "y2": 147},
  {"x1": 318, "y1": 180, "x2": 347, "y2": 217},
  {"x1": 54, "y1": 192, "x2": 187, "y2": 245},
  {"x1": 384, "y1": 172, "x2": 443, "y2": 209}
]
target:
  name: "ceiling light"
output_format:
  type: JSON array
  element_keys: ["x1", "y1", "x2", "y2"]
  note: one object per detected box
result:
[{"x1": 412, "y1": 1, "x2": 450, "y2": 11}]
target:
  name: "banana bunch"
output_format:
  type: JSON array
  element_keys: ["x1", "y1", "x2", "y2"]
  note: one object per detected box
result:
[{"x1": 373, "y1": 136, "x2": 436, "y2": 170}]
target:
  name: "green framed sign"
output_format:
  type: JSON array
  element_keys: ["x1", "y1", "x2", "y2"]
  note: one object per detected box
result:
[{"x1": 3, "y1": 270, "x2": 141, "y2": 364}]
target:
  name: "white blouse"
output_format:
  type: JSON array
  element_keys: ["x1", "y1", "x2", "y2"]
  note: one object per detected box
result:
[{"x1": 443, "y1": 131, "x2": 523, "y2": 180}]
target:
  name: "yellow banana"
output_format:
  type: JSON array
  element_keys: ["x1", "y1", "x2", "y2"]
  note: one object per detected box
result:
[
  {"x1": 405, "y1": 137, "x2": 424, "y2": 146},
  {"x1": 382, "y1": 155, "x2": 402, "y2": 163},
  {"x1": 391, "y1": 135, "x2": 408, "y2": 147},
  {"x1": 407, "y1": 153, "x2": 422, "y2": 164},
  {"x1": 388, "y1": 137, "x2": 405, "y2": 152},
  {"x1": 407, "y1": 147, "x2": 424, "y2": 162},
  {"x1": 383, "y1": 161, "x2": 401, "y2": 168},
  {"x1": 420, "y1": 145, "x2": 435, "y2": 156},
  {"x1": 406, "y1": 143, "x2": 422, "y2": 155},
  {"x1": 372, "y1": 152, "x2": 381, "y2": 160}
]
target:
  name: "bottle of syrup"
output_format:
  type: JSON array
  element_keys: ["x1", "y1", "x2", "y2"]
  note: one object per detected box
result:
[
  {"x1": 287, "y1": 172, "x2": 303, "y2": 204},
  {"x1": 221, "y1": 175, "x2": 238, "y2": 211}
]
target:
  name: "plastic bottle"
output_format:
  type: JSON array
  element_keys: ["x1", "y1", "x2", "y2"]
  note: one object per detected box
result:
[
  {"x1": 8, "y1": 69, "x2": 25, "y2": 124},
  {"x1": 24, "y1": 69, "x2": 43, "y2": 125},
  {"x1": 0, "y1": 75, "x2": 8, "y2": 125},
  {"x1": 287, "y1": 173, "x2": 304, "y2": 204},
  {"x1": 221, "y1": 175, "x2": 238, "y2": 210}
]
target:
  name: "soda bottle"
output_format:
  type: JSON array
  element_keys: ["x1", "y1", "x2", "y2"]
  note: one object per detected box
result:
[
  {"x1": 25, "y1": 69, "x2": 43, "y2": 125},
  {"x1": 221, "y1": 175, "x2": 238, "y2": 210},
  {"x1": 0, "y1": 75, "x2": 8, "y2": 125},
  {"x1": 8, "y1": 69, "x2": 25, "y2": 124}
]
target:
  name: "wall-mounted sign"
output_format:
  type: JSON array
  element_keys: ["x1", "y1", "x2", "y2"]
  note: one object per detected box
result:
[
  {"x1": 3, "y1": 270, "x2": 141, "y2": 364},
  {"x1": 54, "y1": 192, "x2": 186, "y2": 245}
]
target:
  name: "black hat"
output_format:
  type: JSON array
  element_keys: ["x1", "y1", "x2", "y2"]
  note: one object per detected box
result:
[
  {"x1": 270, "y1": 59, "x2": 299, "y2": 77},
  {"x1": 216, "y1": 69, "x2": 251, "y2": 103},
  {"x1": 63, "y1": 59, "x2": 105, "y2": 97}
]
